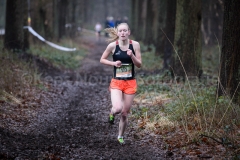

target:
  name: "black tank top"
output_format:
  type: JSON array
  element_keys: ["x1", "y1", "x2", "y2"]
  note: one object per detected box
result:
[{"x1": 112, "y1": 40, "x2": 135, "y2": 80}]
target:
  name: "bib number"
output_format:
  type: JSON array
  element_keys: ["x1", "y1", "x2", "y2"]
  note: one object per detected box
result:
[{"x1": 116, "y1": 64, "x2": 132, "y2": 78}]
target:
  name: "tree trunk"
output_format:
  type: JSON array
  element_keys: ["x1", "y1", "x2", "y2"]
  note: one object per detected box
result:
[
  {"x1": 155, "y1": 0, "x2": 167, "y2": 56},
  {"x1": 163, "y1": 0, "x2": 176, "y2": 70},
  {"x1": 143, "y1": 0, "x2": 155, "y2": 45},
  {"x1": 130, "y1": 0, "x2": 137, "y2": 35},
  {"x1": 4, "y1": 0, "x2": 26, "y2": 51},
  {"x1": 58, "y1": 0, "x2": 68, "y2": 39},
  {"x1": 172, "y1": 0, "x2": 202, "y2": 79},
  {"x1": 218, "y1": 0, "x2": 240, "y2": 103},
  {"x1": 136, "y1": 0, "x2": 143, "y2": 41},
  {"x1": 131, "y1": 0, "x2": 143, "y2": 41},
  {"x1": 53, "y1": 0, "x2": 59, "y2": 39},
  {"x1": 139, "y1": 0, "x2": 147, "y2": 41},
  {"x1": 0, "y1": 0, "x2": 6, "y2": 29},
  {"x1": 202, "y1": 0, "x2": 224, "y2": 46},
  {"x1": 152, "y1": 0, "x2": 159, "y2": 43},
  {"x1": 23, "y1": 0, "x2": 29, "y2": 50}
]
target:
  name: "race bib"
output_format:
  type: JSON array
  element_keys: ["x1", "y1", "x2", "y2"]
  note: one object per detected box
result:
[{"x1": 116, "y1": 64, "x2": 132, "y2": 78}]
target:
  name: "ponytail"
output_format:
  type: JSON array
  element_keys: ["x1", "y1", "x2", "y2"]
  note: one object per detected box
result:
[{"x1": 104, "y1": 27, "x2": 118, "y2": 43}]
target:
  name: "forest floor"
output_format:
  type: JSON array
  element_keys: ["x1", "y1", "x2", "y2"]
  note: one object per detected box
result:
[{"x1": 0, "y1": 33, "x2": 236, "y2": 159}]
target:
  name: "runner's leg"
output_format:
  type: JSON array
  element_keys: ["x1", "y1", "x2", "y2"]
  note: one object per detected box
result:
[
  {"x1": 110, "y1": 89, "x2": 123, "y2": 115},
  {"x1": 118, "y1": 93, "x2": 135, "y2": 137}
]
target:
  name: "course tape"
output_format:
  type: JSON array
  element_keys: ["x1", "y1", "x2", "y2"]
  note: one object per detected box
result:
[{"x1": 24, "y1": 26, "x2": 76, "y2": 51}]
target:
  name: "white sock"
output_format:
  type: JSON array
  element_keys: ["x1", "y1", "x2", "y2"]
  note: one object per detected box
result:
[{"x1": 118, "y1": 135, "x2": 123, "y2": 139}]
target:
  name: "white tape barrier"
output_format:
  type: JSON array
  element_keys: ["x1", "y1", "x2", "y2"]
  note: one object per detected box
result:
[{"x1": 24, "y1": 26, "x2": 76, "y2": 51}]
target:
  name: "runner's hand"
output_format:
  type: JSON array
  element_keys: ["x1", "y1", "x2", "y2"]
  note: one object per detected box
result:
[
  {"x1": 115, "y1": 60, "x2": 122, "y2": 67},
  {"x1": 127, "y1": 49, "x2": 133, "y2": 57}
]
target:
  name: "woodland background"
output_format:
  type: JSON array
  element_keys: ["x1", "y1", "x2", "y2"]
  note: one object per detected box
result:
[{"x1": 0, "y1": 0, "x2": 240, "y2": 159}]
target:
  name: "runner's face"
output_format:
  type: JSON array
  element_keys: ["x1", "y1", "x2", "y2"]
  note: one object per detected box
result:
[{"x1": 117, "y1": 24, "x2": 130, "y2": 41}]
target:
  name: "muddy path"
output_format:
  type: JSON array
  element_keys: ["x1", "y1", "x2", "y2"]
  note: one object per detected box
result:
[{"x1": 0, "y1": 35, "x2": 167, "y2": 159}]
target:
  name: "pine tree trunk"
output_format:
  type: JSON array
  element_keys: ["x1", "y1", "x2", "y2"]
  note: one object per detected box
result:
[
  {"x1": 131, "y1": 1, "x2": 143, "y2": 41},
  {"x1": 173, "y1": 0, "x2": 202, "y2": 79},
  {"x1": 0, "y1": 0, "x2": 6, "y2": 30},
  {"x1": 58, "y1": 0, "x2": 68, "y2": 39},
  {"x1": 218, "y1": 0, "x2": 240, "y2": 103},
  {"x1": 202, "y1": 0, "x2": 224, "y2": 46},
  {"x1": 163, "y1": 0, "x2": 176, "y2": 70},
  {"x1": 53, "y1": 0, "x2": 59, "y2": 39},
  {"x1": 130, "y1": 0, "x2": 137, "y2": 35},
  {"x1": 4, "y1": 0, "x2": 25, "y2": 51},
  {"x1": 155, "y1": 0, "x2": 167, "y2": 56},
  {"x1": 23, "y1": 0, "x2": 29, "y2": 50},
  {"x1": 139, "y1": 0, "x2": 147, "y2": 41},
  {"x1": 143, "y1": 0, "x2": 155, "y2": 45}
]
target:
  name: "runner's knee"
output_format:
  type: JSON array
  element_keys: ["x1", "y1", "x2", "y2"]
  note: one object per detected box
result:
[{"x1": 112, "y1": 107, "x2": 122, "y2": 114}]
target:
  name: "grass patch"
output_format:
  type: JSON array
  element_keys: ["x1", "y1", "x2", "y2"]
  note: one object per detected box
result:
[{"x1": 28, "y1": 38, "x2": 87, "y2": 69}]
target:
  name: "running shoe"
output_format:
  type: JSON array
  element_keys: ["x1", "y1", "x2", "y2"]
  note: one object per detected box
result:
[
  {"x1": 118, "y1": 137, "x2": 125, "y2": 145},
  {"x1": 109, "y1": 114, "x2": 115, "y2": 124}
]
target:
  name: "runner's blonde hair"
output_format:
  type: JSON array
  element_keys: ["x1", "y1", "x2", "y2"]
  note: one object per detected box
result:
[{"x1": 104, "y1": 23, "x2": 130, "y2": 43}]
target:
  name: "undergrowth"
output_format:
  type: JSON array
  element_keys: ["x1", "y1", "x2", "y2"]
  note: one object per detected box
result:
[
  {"x1": 138, "y1": 43, "x2": 163, "y2": 71},
  {"x1": 132, "y1": 44, "x2": 240, "y2": 157},
  {"x1": 0, "y1": 40, "x2": 38, "y2": 105}
]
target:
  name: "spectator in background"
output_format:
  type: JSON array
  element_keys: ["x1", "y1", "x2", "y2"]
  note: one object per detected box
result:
[
  {"x1": 108, "y1": 16, "x2": 115, "y2": 28},
  {"x1": 105, "y1": 16, "x2": 115, "y2": 37},
  {"x1": 95, "y1": 22, "x2": 102, "y2": 41},
  {"x1": 115, "y1": 17, "x2": 122, "y2": 27}
]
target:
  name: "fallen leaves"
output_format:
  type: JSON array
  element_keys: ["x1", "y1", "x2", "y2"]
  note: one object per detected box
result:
[
  {"x1": 1, "y1": 90, "x2": 22, "y2": 105},
  {"x1": 0, "y1": 81, "x2": 59, "y2": 130},
  {"x1": 134, "y1": 92, "x2": 171, "y2": 106}
]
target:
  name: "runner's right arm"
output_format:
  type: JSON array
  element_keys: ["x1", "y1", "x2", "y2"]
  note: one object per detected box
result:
[{"x1": 100, "y1": 43, "x2": 121, "y2": 67}]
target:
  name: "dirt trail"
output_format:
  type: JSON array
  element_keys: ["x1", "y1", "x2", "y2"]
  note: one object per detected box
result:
[{"x1": 0, "y1": 34, "x2": 166, "y2": 159}]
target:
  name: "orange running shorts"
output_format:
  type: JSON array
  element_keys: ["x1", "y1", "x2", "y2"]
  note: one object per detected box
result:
[{"x1": 110, "y1": 78, "x2": 137, "y2": 94}]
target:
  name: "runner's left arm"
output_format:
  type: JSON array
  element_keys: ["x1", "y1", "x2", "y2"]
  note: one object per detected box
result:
[{"x1": 127, "y1": 42, "x2": 142, "y2": 68}]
